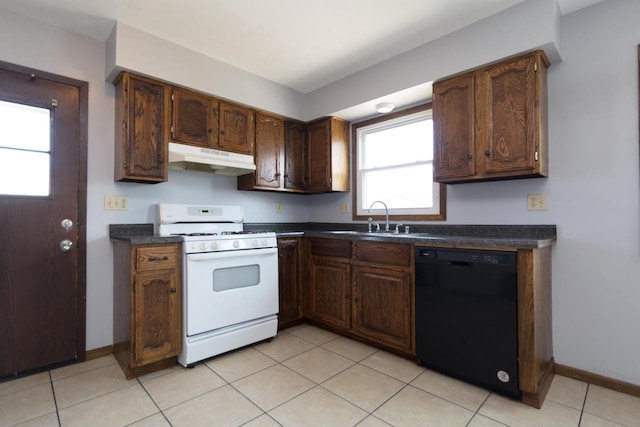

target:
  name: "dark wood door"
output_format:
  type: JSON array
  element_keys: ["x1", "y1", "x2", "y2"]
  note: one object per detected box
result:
[
  {"x1": 114, "y1": 73, "x2": 169, "y2": 183},
  {"x1": 433, "y1": 72, "x2": 476, "y2": 181},
  {"x1": 480, "y1": 53, "x2": 537, "y2": 175},
  {"x1": 219, "y1": 101, "x2": 254, "y2": 155},
  {"x1": 353, "y1": 266, "x2": 411, "y2": 351},
  {"x1": 171, "y1": 87, "x2": 219, "y2": 148},
  {"x1": 284, "y1": 121, "x2": 307, "y2": 191},
  {"x1": 277, "y1": 239, "x2": 300, "y2": 328},
  {"x1": 254, "y1": 113, "x2": 282, "y2": 188},
  {"x1": 0, "y1": 63, "x2": 87, "y2": 377}
]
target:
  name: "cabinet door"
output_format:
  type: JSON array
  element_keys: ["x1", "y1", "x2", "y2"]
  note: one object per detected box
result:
[
  {"x1": 353, "y1": 266, "x2": 411, "y2": 351},
  {"x1": 278, "y1": 239, "x2": 300, "y2": 327},
  {"x1": 284, "y1": 121, "x2": 307, "y2": 191},
  {"x1": 219, "y1": 101, "x2": 255, "y2": 155},
  {"x1": 433, "y1": 73, "x2": 476, "y2": 181},
  {"x1": 479, "y1": 53, "x2": 538, "y2": 175},
  {"x1": 254, "y1": 113, "x2": 283, "y2": 188},
  {"x1": 171, "y1": 87, "x2": 219, "y2": 148},
  {"x1": 309, "y1": 257, "x2": 352, "y2": 330},
  {"x1": 133, "y1": 269, "x2": 181, "y2": 366},
  {"x1": 116, "y1": 73, "x2": 169, "y2": 182},
  {"x1": 306, "y1": 118, "x2": 332, "y2": 193}
]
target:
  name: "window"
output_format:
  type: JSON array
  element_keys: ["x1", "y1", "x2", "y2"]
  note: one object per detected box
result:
[
  {"x1": 0, "y1": 100, "x2": 51, "y2": 196},
  {"x1": 352, "y1": 103, "x2": 445, "y2": 221}
]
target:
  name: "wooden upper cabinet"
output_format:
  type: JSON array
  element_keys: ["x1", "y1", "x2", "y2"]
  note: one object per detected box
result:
[
  {"x1": 306, "y1": 117, "x2": 350, "y2": 193},
  {"x1": 284, "y1": 121, "x2": 307, "y2": 191},
  {"x1": 114, "y1": 73, "x2": 169, "y2": 183},
  {"x1": 219, "y1": 101, "x2": 255, "y2": 155},
  {"x1": 433, "y1": 50, "x2": 549, "y2": 184},
  {"x1": 480, "y1": 53, "x2": 542, "y2": 175},
  {"x1": 171, "y1": 87, "x2": 219, "y2": 148},
  {"x1": 254, "y1": 113, "x2": 283, "y2": 188},
  {"x1": 433, "y1": 73, "x2": 476, "y2": 181}
]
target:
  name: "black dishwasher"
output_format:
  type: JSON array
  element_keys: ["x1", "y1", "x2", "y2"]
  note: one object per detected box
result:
[{"x1": 415, "y1": 247, "x2": 520, "y2": 398}]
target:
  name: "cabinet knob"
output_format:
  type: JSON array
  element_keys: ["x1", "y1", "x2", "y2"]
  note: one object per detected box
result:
[
  {"x1": 354, "y1": 297, "x2": 359, "y2": 303},
  {"x1": 485, "y1": 150, "x2": 491, "y2": 157},
  {"x1": 170, "y1": 288, "x2": 177, "y2": 293},
  {"x1": 467, "y1": 154, "x2": 473, "y2": 160},
  {"x1": 208, "y1": 128, "x2": 213, "y2": 133}
]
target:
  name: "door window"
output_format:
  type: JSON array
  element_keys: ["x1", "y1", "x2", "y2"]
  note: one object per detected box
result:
[{"x1": 0, "y1": 99, "x2": 51, "y2": 196}]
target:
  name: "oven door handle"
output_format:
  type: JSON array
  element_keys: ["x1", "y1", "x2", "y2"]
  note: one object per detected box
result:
[{"x1": 187, "y1": 247, "x2": 278, "y2": 261}]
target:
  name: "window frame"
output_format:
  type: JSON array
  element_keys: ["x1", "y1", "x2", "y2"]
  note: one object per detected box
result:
[{"x1": 351, "y1": 103, "x2": 446, "y2": 222}]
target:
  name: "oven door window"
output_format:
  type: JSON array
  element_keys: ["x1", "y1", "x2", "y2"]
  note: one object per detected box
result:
[{"x1": 213, "y1": 264, "x2": 259, "y2": 291}]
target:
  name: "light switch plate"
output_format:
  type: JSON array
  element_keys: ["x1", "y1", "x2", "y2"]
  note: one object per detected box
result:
[
  {"x1": 528, "y1": 194, "x2": 548, "y2": 211},
  {"x1": 104, "y1": 195, "x2": 129, "y2": 210}
]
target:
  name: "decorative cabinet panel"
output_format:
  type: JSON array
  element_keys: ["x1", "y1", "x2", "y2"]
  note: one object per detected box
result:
[
  {"x1": 171, "y1": 87, "x2": 219, "y2": 148},
  {"x1": 284, "y1": 121, "x2": 307, "y2": 191},
  {"x1": 434, "y1": 50, "x2": 549, "y2": 183},
  {"x1": 219, "y1": 101, "x2": 255, "y2": 155},
  {"x1": 114, "y1": 72, "x2": 170, "y2": 183},
  {"x1": 238, "y1": 112, "x2": 284, "y2": 190},
  {"x1": 308, "y1": 239, "x2": 352, "y2": 330},
  {"x1": 113, "y1": 241, "x2": 181, "y2": 379},
  {"x1": 306, "y1": 117, "x2": 349, "y2": 193},
  {"x1": 353, "y1": 241, "x2": 413, "y2": 352},
  {"x1": 277, "y1": 238, "x2": 303, "y2": 329}
]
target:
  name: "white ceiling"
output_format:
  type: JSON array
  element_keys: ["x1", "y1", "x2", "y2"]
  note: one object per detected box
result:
[{"x1": 0, "y1": 0, "x2": 603, "y2": 96}]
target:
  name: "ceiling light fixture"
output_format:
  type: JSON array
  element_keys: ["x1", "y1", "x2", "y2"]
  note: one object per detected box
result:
[{"x1": 375, "y1": 102, "x2": 395, "y2": 114}]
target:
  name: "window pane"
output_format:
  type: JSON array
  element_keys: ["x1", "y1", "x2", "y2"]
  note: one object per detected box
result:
[
  {"x1": 0, "y1": 100, "x2": 50, "y2": 152},
  {"x1": 363, "y1": 164, "x2": 433, "y2": 209},
  {"x1": 362, "y1": 119, "x2": 432, "y2": 168},
  {"x1": 0, "y1": 148, "x2": 50, "y2": 196}
]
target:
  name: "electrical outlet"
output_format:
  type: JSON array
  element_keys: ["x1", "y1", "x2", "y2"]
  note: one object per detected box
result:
[
  {"x1": 340, "y1": 203, "x2": 350, "y2": 213},
  {"x1": 527, "y1": 194, "x2": 548, "y2": 211},
  {"x1": 275, "y1": 201, "x2": 282, "y2": 213},
  {"x1": 104, "y1": 195, "x2": 129, "y2": 210}
]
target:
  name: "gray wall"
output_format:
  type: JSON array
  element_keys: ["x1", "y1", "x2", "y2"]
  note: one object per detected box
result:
[{"x1": 0, "y1": 0, "x2": 638, "y2": 387}]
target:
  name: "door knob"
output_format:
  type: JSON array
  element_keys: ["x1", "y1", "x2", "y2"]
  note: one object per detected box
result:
[
  {"x1": 60, "y1": 239, "x2": 73, "y2": 252},
  {"x1": 60, "y1": 219, "x2": 73, "y2": 232}
]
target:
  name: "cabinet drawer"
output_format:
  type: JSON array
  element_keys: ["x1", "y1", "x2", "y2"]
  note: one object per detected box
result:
[
  {"x1": 355, "y1": 241, "x2": 411, "y2": 267},
  {"x1": 136, "y1": 245, "x2": 179, "y2": 271},
  {"x1": 311, "y1": 238, "x2": 352, "y2": 259}
]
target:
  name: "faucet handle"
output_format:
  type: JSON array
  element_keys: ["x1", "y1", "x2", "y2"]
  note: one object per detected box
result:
[{"x1": 394, "y1": 223, "x2": 404, "y2": 234}]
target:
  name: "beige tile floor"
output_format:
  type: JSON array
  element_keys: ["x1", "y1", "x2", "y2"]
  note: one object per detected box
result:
[{"x1": 1, "y1": 323, "x2": 639, "y2": 427}]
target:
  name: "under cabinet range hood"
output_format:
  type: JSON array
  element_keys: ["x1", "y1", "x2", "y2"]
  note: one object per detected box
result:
[{"x1": 168, "y1": 142, "x2": 256, "y2": 176}]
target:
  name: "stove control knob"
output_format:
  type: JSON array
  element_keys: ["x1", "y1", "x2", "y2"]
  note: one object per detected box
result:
[
  {"x1": 233, "y1": 240, "x2": 240, "y2": 248},
  {"x1": 252, "y1": 239, "x2": 259, "y2": 247},
  {"x1": 262, "y1": 239, "x2": 268, "y2": 246},
  {"x1": 199, "y1": 243, "x2": 206, "y2": 250},
  {"x1": 191, "y1": 243, "x2": 197, "y2": 250},
  {"x1": 210, "y1": 242, "x2": 218, "y2": 250}
]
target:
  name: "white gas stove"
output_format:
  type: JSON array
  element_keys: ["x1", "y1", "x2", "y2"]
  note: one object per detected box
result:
[{"x1": 157, "y1": 203, "x2": 279, "y2": 367}]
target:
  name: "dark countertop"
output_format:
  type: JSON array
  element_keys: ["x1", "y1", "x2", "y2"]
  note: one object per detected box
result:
[
  {"x1": 246, "y1": 223, "x2": 556, "y2": 249},
  {"x1": 109, "y1": 223, "x2": 556, "y2": 249},
  {"x1": 109, "y1": 224, "x2": 182, "y2": 245}
]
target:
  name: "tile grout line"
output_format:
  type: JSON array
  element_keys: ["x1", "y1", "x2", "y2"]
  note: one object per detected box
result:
[
  {"x1": 135, "y1": 377, "x2": 174, "y2": 427},
  {"x1": 48, "y1": 370, "x2": 62, "y2": 427}
]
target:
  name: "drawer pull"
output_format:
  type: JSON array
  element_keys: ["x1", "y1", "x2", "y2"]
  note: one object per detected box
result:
[{"x1": 148, "y1": 256, "x2": 169, "y2": 262}]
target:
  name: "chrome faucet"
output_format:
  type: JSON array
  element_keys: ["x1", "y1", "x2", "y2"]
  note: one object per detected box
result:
[{"x1": 368, "y1": 200, "x2": 389, "y2": 231}]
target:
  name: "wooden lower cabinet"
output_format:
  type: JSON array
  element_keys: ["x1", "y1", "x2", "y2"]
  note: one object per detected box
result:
[
  {"x1": 277, "y1": 238, "x2": 303, "y2": 328},
  {"x1": 307, "y1": 238, "x2": 413, "y2": 353},
  {"x1": 309, "y1": 257, "x2": 352, "y2": 330},
  {"x1": 353, "y1": 265, "x2": 412, "y2": 352},
  {"x1": 353, "y1": 241, "x2": 413, "y2": 352},
  {"x1": 113, "y1": 241, "x2": 181, "y2": 379}
]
